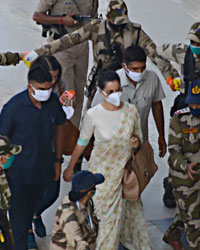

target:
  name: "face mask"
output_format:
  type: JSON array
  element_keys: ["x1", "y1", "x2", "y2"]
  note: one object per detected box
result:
[
  {"x1": 31, "y1": 85, "x2": 52, "y2": 102},
  {"x1": 108, "y1": 22, "x2": 126, "y2": 32},
  {"x1": 189, "y1": 107, "x2": 200, "y2": 117},
  {"x1": 103, "y1": 91, "x2": 122, "y2": 107},
  {"x1": 62, "y1": 105, "x2": 75, "y2": 120},
  {"x1": 125, "y1": 64, "x2": 146, "y2": 82},
  {"x1": 1, "y1": 155, "x2": 15, "y2": 170},
  {"x1": 190, "y1": 45, "x2": 200, "y2": 55}
]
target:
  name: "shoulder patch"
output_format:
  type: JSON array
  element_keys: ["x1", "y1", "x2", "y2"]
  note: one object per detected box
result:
[{"x1": 174, "y1": 107, "x2": 190, "y2": 117}]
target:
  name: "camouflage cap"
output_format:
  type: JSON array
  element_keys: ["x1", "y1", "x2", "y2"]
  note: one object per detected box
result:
[
  {"x1": 106, "y1": 0, "x2": 129, "y2": 25},
  {"x1": 0, "y1": 135, "x2": 22, "y2": 155},
  {"x1": 187, "y1": 22, "x2": 200, "y2": 44},
  {"x1": 185, "y1": 79, "x2": 200, "y2": 104}
]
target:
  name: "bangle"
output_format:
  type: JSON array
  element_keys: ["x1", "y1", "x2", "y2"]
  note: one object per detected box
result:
[
  {"x1": 55, "y1": 157, "x2": 64, "y2": 164},
  {"x1": 59, "y1": 16, "x2": 63, "y2": 25}
]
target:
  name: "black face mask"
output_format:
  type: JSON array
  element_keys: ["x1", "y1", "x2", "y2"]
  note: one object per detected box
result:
[{"x1": 108, "y1": 22, "x2": 126, "y2": 32}]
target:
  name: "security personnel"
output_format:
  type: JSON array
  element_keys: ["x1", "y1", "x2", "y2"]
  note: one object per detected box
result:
[
  {"x1": 32, "y1": 0, "x2": 176, "y2": 104},
  {"x1": 155, "y1": 22, "x2": 200, "y2": 114},
  {"x1": 0, "y1": 135, "x2": 22, "y2": 250},
  {"x1": 33, "y1": 0, "x2": 99, "y2": 128},
  {"x1": 50, "y1": 170, "x2": 104, "y2": 250},
  {"x1": 163, "y1": 80, "x2": 200, "y2": 250},
  {"x1": 155, "y1": 22, "x2": 200, "y2": 208}
]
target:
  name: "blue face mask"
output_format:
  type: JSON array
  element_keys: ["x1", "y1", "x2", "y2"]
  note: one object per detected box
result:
[
  {"x1": 190, "y1": 45, "x2": 200, "y2": 55},
  {"x1": 189, "y1": 107, "x2": 200, "y2": 117},
  {"x1": 1, "y1": 155, "x2": 15, "y2": 170}
]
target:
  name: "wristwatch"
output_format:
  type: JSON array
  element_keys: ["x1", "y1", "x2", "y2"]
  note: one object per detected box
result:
[{"x1": 55, "y1": 157, "x2": 64, "y2": 164}]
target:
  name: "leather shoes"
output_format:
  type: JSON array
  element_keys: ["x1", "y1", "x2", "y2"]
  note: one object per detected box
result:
[{"x1": 163, "y1": 235, "x2": 185, "y2": 250}]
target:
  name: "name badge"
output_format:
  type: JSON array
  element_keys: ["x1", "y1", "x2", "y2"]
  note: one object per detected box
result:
[{"x1": 182, "y1": 128, "x2": 198, "y2": 133}]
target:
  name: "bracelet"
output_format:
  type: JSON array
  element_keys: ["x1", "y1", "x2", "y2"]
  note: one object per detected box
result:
[
  {"x1": 59, "y1": 16, "x2": 63, "y2": 25},
  {"x1": 55, "y1": 157, "x2": 64, "y2": 164}
]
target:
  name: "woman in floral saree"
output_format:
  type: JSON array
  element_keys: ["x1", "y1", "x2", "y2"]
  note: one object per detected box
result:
[{"x1": 63, "y1": 71, "x2": 151, "y2": 250}]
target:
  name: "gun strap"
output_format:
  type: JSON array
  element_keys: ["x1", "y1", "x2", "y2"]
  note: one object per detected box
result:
[
  {"x1": 184, "y1": 46, "x2": 196, "y2": 95},
  {"x1": 136, "y1": 28, "x2": 141, "y2": 45}
]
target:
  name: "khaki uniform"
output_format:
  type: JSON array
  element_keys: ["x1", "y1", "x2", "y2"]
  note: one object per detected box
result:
[
  {"x1": 155, "y1": 43, "x2": 200, "y2": 94},
  {"x1": 36, "y1": 19, "x2": 157, "y2": 69},
  {"x1": 0, "y1": 52, "x2": 20, "y2": 66},
  {"x1": 166, "y1": 108, "x2": 200, "y2": 249},
  {"x1": 35, "y1": 0, "x2": 98, "y2": 127},
  {"x1": 50, "y1": 196, "x2": 98, "y2": 250}
]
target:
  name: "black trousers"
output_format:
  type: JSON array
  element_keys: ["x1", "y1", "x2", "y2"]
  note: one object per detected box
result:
[{"x1": 8, "y1": 181, "x2": 45, "y2": 250}]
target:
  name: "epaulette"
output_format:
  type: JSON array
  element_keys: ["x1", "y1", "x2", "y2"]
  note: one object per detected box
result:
[
  {"x1": 173, "y1": 107, "x2": 190, "y2": 117},
  {"x1": 132, "y1": 23, "x2": 141, "y2": 29}
]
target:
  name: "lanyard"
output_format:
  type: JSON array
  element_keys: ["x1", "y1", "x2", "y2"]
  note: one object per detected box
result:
[{"x1": 76, "y1": 201, "x2": 94, "y2": 231}]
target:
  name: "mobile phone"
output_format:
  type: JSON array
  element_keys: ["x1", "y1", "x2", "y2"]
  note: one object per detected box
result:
[{"x1": 59, "y1": 90, "x2": 75, "y2": 105}]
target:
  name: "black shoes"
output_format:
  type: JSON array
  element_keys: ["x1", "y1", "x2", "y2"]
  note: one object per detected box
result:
[{"x1": 163, "y1": 177, "x2": 176, "y2": 208}]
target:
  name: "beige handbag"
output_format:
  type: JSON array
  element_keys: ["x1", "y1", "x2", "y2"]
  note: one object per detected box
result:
[{"x1": 122, "y1": 141, "x2": 158, "y2": 201}]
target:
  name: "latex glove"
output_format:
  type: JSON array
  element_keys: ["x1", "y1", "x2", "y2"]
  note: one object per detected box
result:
[
  {"x1": 23, "y1": 50, "x2": 38, "y2": 68},
  {"x1": 166, "y1": 76, "x2": 181, "y2": 91},
  {"x1": 62, "y1": 105, "x2": 75, "y2": 120}
]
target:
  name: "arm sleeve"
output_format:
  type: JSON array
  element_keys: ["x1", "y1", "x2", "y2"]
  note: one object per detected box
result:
[
  {"x1": 155, "y1": 43, "x2": 187, "y2": 78},
  {"x1": 0, "y1": 103, "x2": 14, "y2": 137},
  {"x1": 61, "y1": 211, "x2": 90, "y2": 250},
  {"x1": 0, "y1": 52, "x2": 20, "y2": 66},
  {"x1": 152, "y1": 74, "x2": 166, "y2": 102},
  {"x1": 54, "y1": 96, "x2": 66, "y2": 126},
  {"x1": 77, "y1": 111, "x2": 94, "y2": 146},
  {"x1": 35, "y1": 20, "x2": 99, "y2": 55},
  {"x1": 35, "y1": 0, "x2": 56, "y2": 13},
  {"x1": 168, "y1": 117, "x2": 188, "y2": 172}
]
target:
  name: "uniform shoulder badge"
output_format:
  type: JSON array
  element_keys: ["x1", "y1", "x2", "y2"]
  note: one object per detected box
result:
[
  {"x1": 174, "y1": 107, "x2": 190, "y2": 117},
  {"x1": 192, "y1": 85, "x2": 200, "y2": 94}
]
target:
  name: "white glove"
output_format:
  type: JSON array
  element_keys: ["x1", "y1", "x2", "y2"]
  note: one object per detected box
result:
[{"x1": 62, "y1": 106, "x2": 75, "y2": 120}]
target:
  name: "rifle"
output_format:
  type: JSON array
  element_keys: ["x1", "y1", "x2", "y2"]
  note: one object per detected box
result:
[
  {"x1": 85, "y1": 60, "x2": 102, "y2": 108},
  {"x1": 37, "y1": 14, "x2": 102, "y2": 38}
]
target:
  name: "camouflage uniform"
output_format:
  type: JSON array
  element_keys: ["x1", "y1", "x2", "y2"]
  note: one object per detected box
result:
[
  {"x1": 0, "y1": 52, "x2": 20, "y2": 66},
  {"x1": 50, "y1": 196, "x2": 98, "y2": 250},
  {"x1": 155, "y1": 43, "x2": 200, "y2": 94},
  {"x1": 35, "y1": 1, "x2": 177, "y2": 94},
  {"x1": 0, "y1": 171, "x2": 12, "y2": 250},
  {"x1": 166, "y1": 107, "x2": 200, "y2": 249},
  {"x1": 35, "y1": 0, "x2": 98, "y2": 128}
]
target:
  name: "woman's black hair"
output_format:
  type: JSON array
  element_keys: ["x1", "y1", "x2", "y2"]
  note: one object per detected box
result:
[
  {"x1": 28, "y1": 55, "x2": 62, "y2": 84},
  {"x1": 98, "y1": 70, "x2": 121, "y2": 90},
  {"x1": 122, "y1": 45, "x2": 147, "y2": 65}
]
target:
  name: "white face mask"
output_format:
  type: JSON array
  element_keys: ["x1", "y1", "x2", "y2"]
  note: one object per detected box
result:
[
  {"x1": 62, "y1": 105, "x2": 75, "y2": 120},
  {"x1": 125, "y1": 64, "x2": 146, "y2": 82},
  {"x1": 103, "y1": 91, "x2": 122, "y2": 107},
  {"x1": 31, "y1": 85, "x2": 52, "y2": 102}
]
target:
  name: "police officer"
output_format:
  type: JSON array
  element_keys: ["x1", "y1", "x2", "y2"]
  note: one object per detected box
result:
[
  {"x1": 50, "y1": 170, "x2": 104, "y2": 250},
  {"x1": 32, "y1": 0, "x2": 176, "y2": 104},
  {"x1": 0, "y1": 135, "x2": 22, "y2": 250},
  {"x1": 155, "y1": 22, "x2": 200, "y2": 208},
  {"x1": 163, "y1": 79, "x2": 200, "y2": 250},
  {"x1": 33, "y1": 0, "x2": 99, "y2": 128}
]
